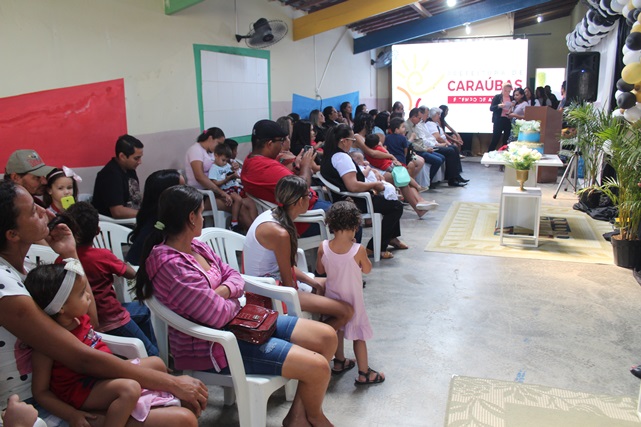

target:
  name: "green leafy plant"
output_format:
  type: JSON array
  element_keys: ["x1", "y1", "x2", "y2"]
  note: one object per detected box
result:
[
  {"x1": 564, "y1": 102, "x2": 614, "y2": 188},
  {"x1": 578, "y1": 114, "x2": 641, "y2": 241}
]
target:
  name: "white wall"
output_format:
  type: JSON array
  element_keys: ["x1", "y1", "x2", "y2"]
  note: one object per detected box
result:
[
  {"x1": 0, "y1": 0, "x2": 378, "y2": 190},
  {"x1": 519, "y1": 16, "x2": 574, "y2": 85}
]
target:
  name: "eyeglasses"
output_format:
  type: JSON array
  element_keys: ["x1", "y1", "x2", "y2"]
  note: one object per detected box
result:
[
  {"x1": 272, "y1": 137, "x2": 287, "y2": 144},
  {"x1": 297, "y1": 191, "x2": 313, "y2": 203},
  {"x1": 342, "y1": 137, "x2": 356, "y2": 142}
]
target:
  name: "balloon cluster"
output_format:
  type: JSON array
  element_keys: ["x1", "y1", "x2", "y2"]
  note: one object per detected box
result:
[
  {"x1": 566, "y1": 0, "x2": 618, "y2": 51},
  {"x1": 566, "y1": 0, "x2": 641, "y2": 122},
  {"x1": 618, "y1": 0, "x2": 641, "y2": 121}
]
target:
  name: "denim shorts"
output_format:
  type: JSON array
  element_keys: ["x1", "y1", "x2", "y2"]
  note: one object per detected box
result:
[{"x1": 219, "y1": 315, "x2": 298, "y2": 376}]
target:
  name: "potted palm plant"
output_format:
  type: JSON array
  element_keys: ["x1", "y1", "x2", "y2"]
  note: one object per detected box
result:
[
  {"x1": 564, "y1": 102, "x2": 615, "y2": 208},
  {"x1": 579, "y1": 113, "x2": 641, "y2": 269}
]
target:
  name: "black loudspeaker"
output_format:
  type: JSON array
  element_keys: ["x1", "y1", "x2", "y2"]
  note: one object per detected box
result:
[{"x1": 566, "y1": 52, "x2": 600, "y2": 103}]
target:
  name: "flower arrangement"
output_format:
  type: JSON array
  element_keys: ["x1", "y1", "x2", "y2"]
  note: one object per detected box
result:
[
  {"x1": 511, "y1": 119, "x2": 541, "y2": 139},
  {"x1": 503, "y1": 143, "x2": 542, "y2": 170}
]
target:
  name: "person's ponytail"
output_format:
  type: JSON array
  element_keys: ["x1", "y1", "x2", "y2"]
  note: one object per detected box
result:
[
  {"x1": 273, "y1": 175, "x2": 309, "y2": 267},
  {"x1": 135, "y1": 185, "x2": 204, "y2": 300}
]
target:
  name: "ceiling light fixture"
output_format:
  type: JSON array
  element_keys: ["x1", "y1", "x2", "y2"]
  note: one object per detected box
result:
[
  {"x1": 447, "y1": 0, "x2": 457, "y2": 7},
  {"x1": 465, "y1": 23, "x2": 471, "y2": 35},
  {"x1": 537, "y1": 15, "x2": 543, "y2": 23}
]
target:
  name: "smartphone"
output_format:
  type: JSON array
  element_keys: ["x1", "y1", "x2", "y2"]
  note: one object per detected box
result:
[
  {"x1": 303, "y1": 145, "x2": 313, "y2": 153},
  {"x1": 61, "y1": 195, "x2": 75, "y2": 209},
  {"x1": 226, "y1": 171, "x2": 235, "y2": 176},
  {"x1": 47, "y1": 215, "x2": 67, "y2": 231}
]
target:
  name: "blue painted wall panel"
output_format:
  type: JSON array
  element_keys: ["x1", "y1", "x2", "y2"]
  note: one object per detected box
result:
[{"x1": 354, "y1": 0, "x2": 552, "y2": 53}]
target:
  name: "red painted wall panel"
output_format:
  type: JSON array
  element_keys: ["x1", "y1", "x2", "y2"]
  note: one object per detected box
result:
[{"x1": 0, "y1": 79, "x2": 127, "y2": 171}]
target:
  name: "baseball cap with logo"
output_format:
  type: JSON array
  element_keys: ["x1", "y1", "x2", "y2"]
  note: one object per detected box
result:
[{"x1": 5, "y1": 150, "x2": 55, "y2": 177}]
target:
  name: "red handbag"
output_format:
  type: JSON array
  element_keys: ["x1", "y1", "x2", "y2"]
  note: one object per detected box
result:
[{"x1": 226, "y1": 304, "x2": 278, "y2": 345}]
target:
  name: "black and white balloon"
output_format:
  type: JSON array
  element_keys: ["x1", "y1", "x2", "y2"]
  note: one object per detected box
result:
[{"x1": 566, "y1": 0, "x2": 641, "y2": 122}]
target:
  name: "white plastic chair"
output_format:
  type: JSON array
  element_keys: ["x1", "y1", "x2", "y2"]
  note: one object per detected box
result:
[
  {"x1": 146, "y1": 275, "x2": 300, "y2": 427},
  {"x1": 26, "y1": 244, "x2": 58, "y2": 265},
  {"x1": 197, "y1": 189, "x2": 231, "y2": 229},
  {"x1": 94, "y1": 221, "x2": 131, "y2": 261},
  {"x1": 196, "y1": 227, "x2": 313, "y2": 321},
  {"x1": 80, "y1": 189, "x2": 135, "y2": 226},
  {"x1": 98, "y1": 214, "x2": 136, "y2": 227},
  {"x1": 197, "y1": 227, "x2": 308, "y2": 273},
  {"x1": 101, "y1": 332, "x2": 148, "y2": 359},
  {"x1": 246, "y1": 194, "x2": 329, "y2": 252},
  {"x1": 317, "y1": 173, "x2": 383, "y2": 262}
]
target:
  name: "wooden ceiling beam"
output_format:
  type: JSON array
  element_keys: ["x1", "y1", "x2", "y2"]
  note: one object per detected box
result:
[
  {"x1": 351, "y1": 15, "x2": 421, "y2": 33},
  {"x1": 293, "y1": 0, "x2": 417, "y2": 40},
  {"x1": 350, "y1": 9, "x2": 419, "y2": 29},
  {"x1": 410, "y1": 2, "x2": 432, "y2": 18}
]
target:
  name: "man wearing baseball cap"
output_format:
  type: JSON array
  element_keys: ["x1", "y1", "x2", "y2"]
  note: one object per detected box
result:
[
  {"x1": 4, "y1": 149, "x2": 54, "y2": 201},
  {"x1": 241, "y1": 119, "x2": 331, "y2": 236}
]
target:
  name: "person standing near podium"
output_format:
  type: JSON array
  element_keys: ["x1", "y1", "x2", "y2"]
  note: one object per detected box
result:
[{"x1": 488, "y1": 83, "x2": 513, "y2": 153}]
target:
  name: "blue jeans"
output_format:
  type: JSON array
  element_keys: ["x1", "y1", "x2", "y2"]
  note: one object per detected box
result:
[
  {"x1": 416, "y1": 151, "x2": 445, "y2": 181},
  {"x1": 107, "y1": 302, "x2": 159, "y2": 357}
]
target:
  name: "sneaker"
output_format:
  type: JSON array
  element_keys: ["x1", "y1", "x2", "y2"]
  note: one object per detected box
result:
[
  {"x1": 231, "y1": 224, "x2": 243, "y2": 234},
  {"x1": 416, "y1": 201, "x2": 439, "y2": 211}
]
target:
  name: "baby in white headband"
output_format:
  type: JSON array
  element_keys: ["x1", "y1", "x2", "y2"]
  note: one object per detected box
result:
[{"x1": 24, "y1": 261, "x2": 186, "y2": 426}]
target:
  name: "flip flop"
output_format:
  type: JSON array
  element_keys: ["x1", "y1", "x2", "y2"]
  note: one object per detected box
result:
[
  {"x1": 389, "y1": 240, "x2": 409, "y2": 250},
  {"x1": 355, "y1": 367, "x2": 385, "y2": 386},
  {"x1": 332, "y1": 358, "x2": 356, "y2": 375},
  {"x1": 366, "y1": 249, "x2": 394, "y2": 259}
]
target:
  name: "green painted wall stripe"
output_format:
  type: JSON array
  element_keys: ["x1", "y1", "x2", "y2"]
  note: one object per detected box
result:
[
  {"x1": 193, "y1": 44, "x2": 271, "y2": 143},
  {"x1": 164, "y1": 0, "x2": 204, "y2": 15}
]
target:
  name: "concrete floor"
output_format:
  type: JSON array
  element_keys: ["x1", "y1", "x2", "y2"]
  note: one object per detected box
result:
[{"x1": 197, "y1": 159, "x2": 641, "y2": 427}]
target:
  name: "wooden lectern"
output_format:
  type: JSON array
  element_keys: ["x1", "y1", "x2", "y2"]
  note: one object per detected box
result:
[{"x1": 524, "y1": 106, "x2": 563, "y2": 183}]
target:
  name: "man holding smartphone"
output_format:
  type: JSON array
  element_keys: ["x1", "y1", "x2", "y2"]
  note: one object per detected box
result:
[{"x1": 242, "y1": 120, "x2": 331, "y2": 237}]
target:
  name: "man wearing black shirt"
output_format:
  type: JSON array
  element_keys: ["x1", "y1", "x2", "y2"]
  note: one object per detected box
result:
[{"x1": 92, "y1": 134, "x2": 143, "y2": 219}]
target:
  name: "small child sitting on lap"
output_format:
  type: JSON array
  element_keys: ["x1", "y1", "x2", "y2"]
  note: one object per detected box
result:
[
  {"x1": 62, "y1": 202, "x2": 159, "y2": 357},
  {"x1": 316, "y1": 201, "x2": 385, "y2": 386},
  {"x1": 224, "y1": 138, "x2": 242, "y2": 173},
  {"x1": 25, "y1": 261, "x2": 195, "y2": 427},
  {"x1": 208, "y1": 143, "x2": 244, "y2": 232},
  {"x1": 349, "y1": 151, "x2": 398, "y2": 201}
]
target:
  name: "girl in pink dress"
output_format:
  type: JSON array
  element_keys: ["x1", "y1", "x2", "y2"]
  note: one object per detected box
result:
[{"x1": 316, "y1": 201, "x2": 385, "y2": 386}]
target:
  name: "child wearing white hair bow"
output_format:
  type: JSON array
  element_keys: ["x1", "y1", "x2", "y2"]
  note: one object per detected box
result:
[
  {"x1": 24, "y1": 259, "x2": 196, "y2": 427},
  {"x1": 43, "y1": 166, "x2": 81, "y2": 214}
]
